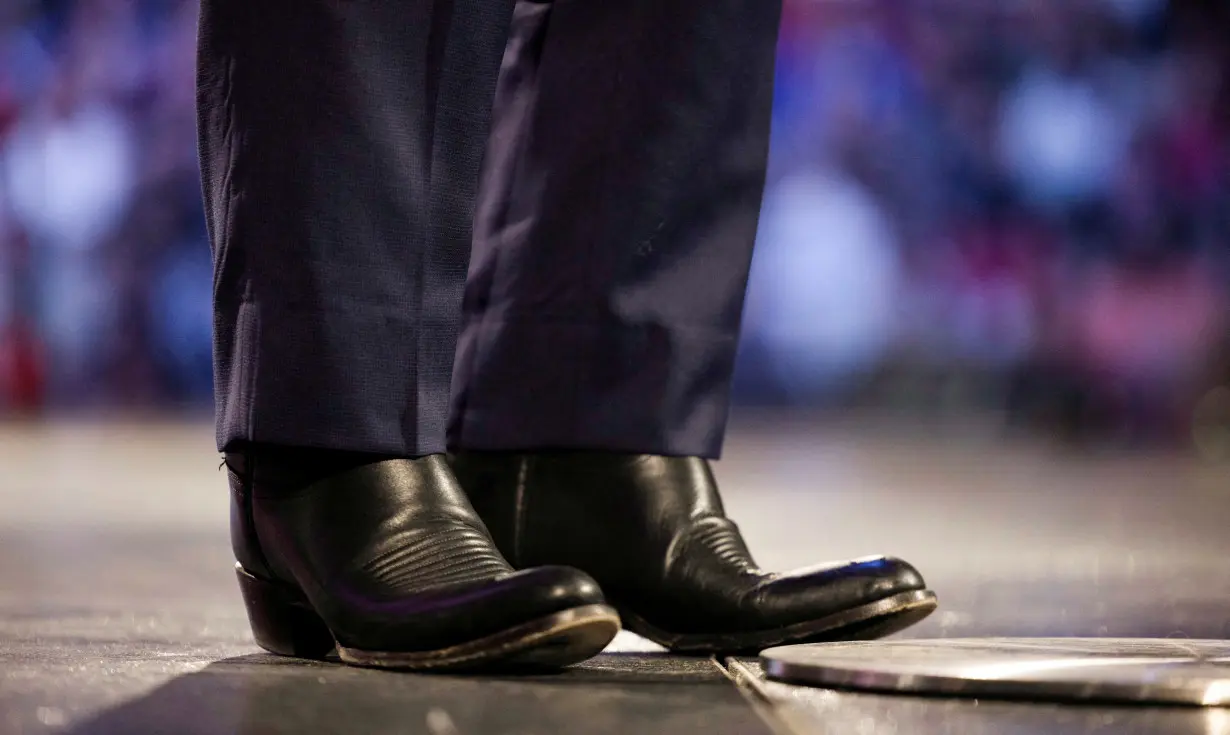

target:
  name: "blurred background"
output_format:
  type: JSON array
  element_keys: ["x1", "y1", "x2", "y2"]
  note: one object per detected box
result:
[
  {"x1": 4, "y1": 4, "x2": 1230, "y2": 730},
  {"x1": 0, "y1": 0, "x2": 1228, "y2": 451}
]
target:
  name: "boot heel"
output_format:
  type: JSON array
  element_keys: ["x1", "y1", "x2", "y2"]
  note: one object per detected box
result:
[{"x1": 235, "y1": 565, "x2": 336, "y2": 659}]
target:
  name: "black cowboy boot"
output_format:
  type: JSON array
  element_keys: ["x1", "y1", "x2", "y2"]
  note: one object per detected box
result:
[
  {"x1": 451, "y1": 451, "x2": 936, "y2": 654},
  {"x1": 228, "y1": 450, "x2": 620, "y2": 670}
]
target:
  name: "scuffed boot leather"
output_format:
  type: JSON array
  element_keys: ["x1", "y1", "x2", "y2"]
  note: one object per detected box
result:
[
  {"x1": 229, "y1": 453, "x2": 620, "y2": 670},
  {"x1": 451, "y1": 451, "x2": 936, "y2": 654}
]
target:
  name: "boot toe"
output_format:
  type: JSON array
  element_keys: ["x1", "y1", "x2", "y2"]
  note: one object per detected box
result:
[
  {"x1": 326, "y1": 565, "x2": 613, "y2": 658},
  {"x1": 502, "y1": 565, "x2": 608, "y2": 613},
  {"x1": 759, "y1": 554, "x2": 928, "y2": 626}
]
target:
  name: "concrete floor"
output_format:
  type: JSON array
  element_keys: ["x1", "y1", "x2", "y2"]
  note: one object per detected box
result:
[{"x1": 1, "y1": 415, "x2": 1227, "y2": 734}]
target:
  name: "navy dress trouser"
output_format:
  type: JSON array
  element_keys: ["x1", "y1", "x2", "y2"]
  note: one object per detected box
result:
[{"x1": 197, "y1": 0, "x2": 784, "y2": 460}]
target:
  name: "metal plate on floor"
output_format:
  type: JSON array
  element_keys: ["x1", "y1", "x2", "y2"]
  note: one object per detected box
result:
[{"x1": 761, "y1": 639, "x2": 1230, "y2": 706}]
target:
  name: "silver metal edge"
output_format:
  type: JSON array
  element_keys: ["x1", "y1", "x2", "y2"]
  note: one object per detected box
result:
[{"x1": 761, "y1": 656, "x2": 1230, "y2": 707}]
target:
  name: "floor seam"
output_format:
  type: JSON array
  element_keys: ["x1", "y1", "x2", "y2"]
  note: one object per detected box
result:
[{"x1": 716, "y1": 657, "x2": 805, "y2": 735}]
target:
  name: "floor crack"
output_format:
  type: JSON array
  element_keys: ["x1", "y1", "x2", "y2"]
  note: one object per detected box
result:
[{"x1": 718, "y1": 657, "x2": 807, "y2": 735}]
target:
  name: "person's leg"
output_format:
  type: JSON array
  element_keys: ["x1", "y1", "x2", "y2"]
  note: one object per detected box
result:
[
  {"x1": 204, "y1": 0, "x2": 496, "y2": 456},
  {"x1": 199, "y1": 0, "x2": 616, "y2": 670},
  {"x1": 449, "y1": 0, "x2": 936, "y2": 653},
  {"x1": 449, "y1": 0, "x2": 768, "y2": 456}
]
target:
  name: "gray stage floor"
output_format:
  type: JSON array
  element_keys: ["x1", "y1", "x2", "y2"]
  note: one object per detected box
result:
[{"x1": 1, "y1": 415, "x2": 1227, "y2": 734}]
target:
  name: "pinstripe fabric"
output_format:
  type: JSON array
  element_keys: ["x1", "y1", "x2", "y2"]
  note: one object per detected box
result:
[
  {"x1": 199, "y1": 0, "x2": 516, "y2": 454},
  {"x1": 200, "y1": 0, "x2": 784, "y2": 458},
  {"x1": 450, "y1": 1, "x2": 784, "y2": 458}
]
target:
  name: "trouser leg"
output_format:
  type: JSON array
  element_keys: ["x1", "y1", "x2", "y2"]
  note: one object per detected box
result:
[
  {"x1": 450, "y1": 0, "x2": 784, "y2": 458},
  {"x1": 198, "y1": 0, "x2": 515, "y2": 455}
]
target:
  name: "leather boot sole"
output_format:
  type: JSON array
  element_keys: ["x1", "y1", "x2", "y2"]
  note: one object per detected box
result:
[
  {"x1": 236, "y1": 565, "x2": 621, "y2": 671},
  {"x1": 618, "y1": 589, "x2": 938, "y2": 655}
]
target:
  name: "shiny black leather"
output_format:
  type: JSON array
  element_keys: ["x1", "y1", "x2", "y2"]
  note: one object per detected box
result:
[
  {"x1": 451, "y1": 452, "x2": 932, "y2": 647},
  {"x1": 230, "y1": 454, "x2": 607, "y2": 654}
]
